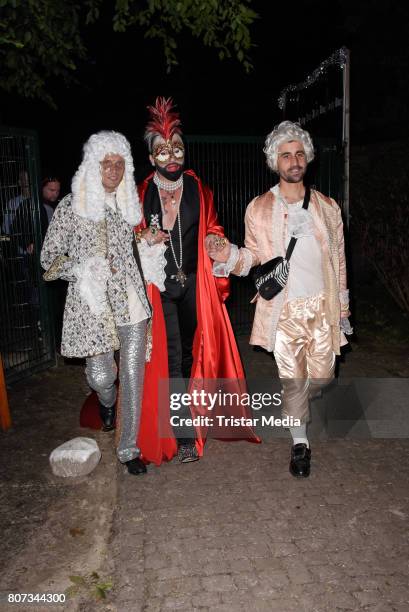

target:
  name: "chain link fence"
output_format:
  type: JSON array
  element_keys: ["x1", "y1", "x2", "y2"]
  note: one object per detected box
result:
[{"x1": 0, "y1": 127, "x2": 56, "y2": 383}]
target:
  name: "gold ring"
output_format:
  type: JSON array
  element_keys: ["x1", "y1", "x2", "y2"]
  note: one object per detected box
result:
[{"x1": 214, "y1": 237, "x2": 227, "y2": 250}]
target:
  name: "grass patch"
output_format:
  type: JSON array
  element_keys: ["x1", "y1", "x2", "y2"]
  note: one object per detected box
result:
[{"x1": 65, "y1": 571, "x2": 113, "y2": 601}]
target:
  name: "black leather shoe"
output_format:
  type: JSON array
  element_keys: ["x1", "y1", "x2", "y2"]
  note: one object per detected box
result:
[
  {"x1": 99, "y1": 403, "x2": 116, "y2": 432},
  {"x1": 289, "y1": 443, "x2": 311, "y2": 478},
  {"x1": 125, "y1": 457, "x2": 147, "y2": 475}
]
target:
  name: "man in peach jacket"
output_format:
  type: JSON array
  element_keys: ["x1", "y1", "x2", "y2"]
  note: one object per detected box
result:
[{"x1": 208, "y1": 121, "x2": 352, "y2": 478}]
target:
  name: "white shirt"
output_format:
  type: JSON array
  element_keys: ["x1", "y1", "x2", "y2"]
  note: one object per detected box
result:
[
  {"x1": 283, "y1": 198, "x2": 324, "y2": 301},
  {"x1": 43, "y1": 202, "x2": 54, "y2": 225}
]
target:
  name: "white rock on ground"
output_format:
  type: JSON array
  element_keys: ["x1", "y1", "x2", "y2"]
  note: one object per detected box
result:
[{"x1": 49, "y1": 437, "x2": 101, "y2": 477}]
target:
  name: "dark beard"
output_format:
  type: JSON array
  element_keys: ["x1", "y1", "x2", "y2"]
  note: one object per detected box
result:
[
  {"x1": 280, "y1": 166, "x2": 306, "y2": 184},
  {"x1": 155, "y1": 164, "x2": 184, "y2": 181}
]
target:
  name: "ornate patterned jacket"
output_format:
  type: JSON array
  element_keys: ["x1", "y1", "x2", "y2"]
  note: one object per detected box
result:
[{"x1": 40, "y1": 194, "x2": 152, "y2": 358}]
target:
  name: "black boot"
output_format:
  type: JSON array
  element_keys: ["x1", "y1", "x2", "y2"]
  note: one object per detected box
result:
[
  {"x1": 289, "y1": 443, "x2": 311, "y2": 478},
  {"x1": 125, "y1": 457, "x2": 147, "y2": 475},
  {"x1": 99, "y1": 402, "x2": 116, "y2": 432}
]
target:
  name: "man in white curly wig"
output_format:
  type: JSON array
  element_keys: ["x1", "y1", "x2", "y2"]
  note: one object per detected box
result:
[
  {"x1": 208, "y1": 120, "x2": 352, "y2": 478},
  {"x1": 41, "y1": 131, "x2": 165, "y2": 475}
]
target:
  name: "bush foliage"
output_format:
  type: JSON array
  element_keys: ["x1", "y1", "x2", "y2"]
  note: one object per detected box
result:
[{"x1": 351, "y1": 141, "x2": 409, "y2": 314}]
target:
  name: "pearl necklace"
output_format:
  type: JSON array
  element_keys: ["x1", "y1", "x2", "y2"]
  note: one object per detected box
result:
[
  {"x1": 153, "y1": 172, "x2": 183, "y2": 192},
  {"x1": 157, "y1": 183, "x2": 187, "y2": 286}
]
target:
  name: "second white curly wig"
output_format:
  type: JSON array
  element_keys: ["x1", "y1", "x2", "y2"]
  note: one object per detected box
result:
[
  {"x1": 71, "y1": 130, "x2": 142, "y2": 226},
  {"x1": 264, "y1": 121, "x2": 314, "y2": 173}
]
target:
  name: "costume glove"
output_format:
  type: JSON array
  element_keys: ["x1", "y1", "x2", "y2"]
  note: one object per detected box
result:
[{"x1": 340, "y1": 317, "x2": 353, "y2": 335}]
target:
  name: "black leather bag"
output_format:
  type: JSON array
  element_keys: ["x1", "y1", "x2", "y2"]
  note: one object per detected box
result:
[{"x1": 253, "y1": 187, "x2": 310, "y2": 300}]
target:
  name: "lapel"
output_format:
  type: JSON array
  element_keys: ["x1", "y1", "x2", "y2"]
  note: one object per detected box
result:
[
  {"x1": 256, "y1": 189, "x2": 285, "y2": 261},
  {"x1": 309, "y1": 190, "x2": 331, "y2": 260},
  {"x1": 270, "y1": 189, "x2": 286, "y2": 258}
]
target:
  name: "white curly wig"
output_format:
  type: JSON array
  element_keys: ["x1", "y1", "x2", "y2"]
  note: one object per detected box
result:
[
  {"x1": 71, "y1": 131, "x2": 142, "y2": 226},
  {"x1": 263, "y1": 121, "x2": 314, "y2": 173}
]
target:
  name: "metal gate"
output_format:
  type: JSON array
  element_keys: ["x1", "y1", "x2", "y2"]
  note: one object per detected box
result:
[
  {"x1": 185, "y1": 136, "x2": 271, "y2": 334},
  {"x1": 306, "y1": 137, "x2": 345, "y2": 204},
  {"x1": 185, "y1": 135, "x2": 342, "y2": 335},
  {"x1": 0, "y1": 127, "x2": 56, "y2": 383}
]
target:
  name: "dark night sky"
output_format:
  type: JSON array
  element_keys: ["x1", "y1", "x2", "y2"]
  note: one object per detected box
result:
[{"x1": 1, "y1": 0, "x2": 408, "y2": 188}]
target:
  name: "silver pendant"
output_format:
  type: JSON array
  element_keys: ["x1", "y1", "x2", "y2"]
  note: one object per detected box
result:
[{"x1": 172, "y1": 268, "x2": 187, "y2": 286}]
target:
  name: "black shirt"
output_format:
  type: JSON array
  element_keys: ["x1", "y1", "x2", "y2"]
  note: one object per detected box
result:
[{"x1": 143, "y1": 173, "x2": 200, "y2": 283}]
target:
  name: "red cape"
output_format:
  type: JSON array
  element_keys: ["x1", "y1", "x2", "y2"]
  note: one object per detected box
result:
[{"x1": 80, "y1": 170, "x2": 259, "y2": 464}]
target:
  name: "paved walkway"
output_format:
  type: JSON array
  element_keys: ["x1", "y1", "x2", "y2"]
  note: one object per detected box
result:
[
  {"x1": 109, "y1": 437, "x2": 409, "y2": 612},
  {"x1": 1, "y1": 338, "x2": 409, "y2": 612}
]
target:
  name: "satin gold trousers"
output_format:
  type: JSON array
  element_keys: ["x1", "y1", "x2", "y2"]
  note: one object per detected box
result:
[
  {"x1": 274, "y1": 294, "x2": 335, "y2": 423},
  {"x1": 86, "y1": 320, "x2": 147, "y2": 463}
]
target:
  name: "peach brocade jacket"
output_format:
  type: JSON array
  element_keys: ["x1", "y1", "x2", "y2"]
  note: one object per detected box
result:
[{"x1": 233, "y1": 189, "x2": 349, "y2": 354}]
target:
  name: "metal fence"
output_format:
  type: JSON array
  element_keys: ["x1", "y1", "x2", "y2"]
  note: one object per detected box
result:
[
  {"x1": 185, "y1": 135, "x2": 343, "y2": 335},
  {"x1": 0, "y1": 127, "x2": 56, "y2": 383},
  {"x1": 0, "y1": 129, "x2": 344, "y2": 380}
]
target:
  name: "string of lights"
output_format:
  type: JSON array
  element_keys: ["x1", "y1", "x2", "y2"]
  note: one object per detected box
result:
[{"x1": 278, "y1": 47, "x2": 348, "y2": 110}]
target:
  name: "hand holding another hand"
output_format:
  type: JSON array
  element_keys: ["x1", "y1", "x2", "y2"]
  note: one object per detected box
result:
[
  {"x1": 205, "y1": 234, "x2": 231, "y2": 263},
  {"x1": 141, "y1": 227, "x2": 169, "y2": 246}
]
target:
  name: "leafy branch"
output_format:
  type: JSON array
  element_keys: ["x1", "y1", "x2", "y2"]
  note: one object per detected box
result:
[{"x1": 0, "y1": 0, "x2": 257, "y2": 104}]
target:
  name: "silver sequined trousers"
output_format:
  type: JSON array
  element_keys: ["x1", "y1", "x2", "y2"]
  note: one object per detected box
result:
[{"x1": 85, "y1": 320, "x2": 147, "y2": 463}]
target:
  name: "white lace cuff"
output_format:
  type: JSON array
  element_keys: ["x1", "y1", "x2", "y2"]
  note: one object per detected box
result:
[
  {"x1": 213, "y1": 243, "x2": 239, "y2": 277},
  {"x1": 72, "y1": 256, "x2": 111, "y2": 315},
  {"x1": 339, "y1": 289, "x2": 349, "y2": 306},
  {"x1": 235, "y1": 247, "x2": 253, "y2": 277},
  {"x1": 138, "y1": 239, "x2": 166, "y2": 292}
]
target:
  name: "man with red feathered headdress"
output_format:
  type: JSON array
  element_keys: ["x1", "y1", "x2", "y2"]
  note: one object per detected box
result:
[{"x1": 135, "y1": 97, "x2": 259, "y2": 464}]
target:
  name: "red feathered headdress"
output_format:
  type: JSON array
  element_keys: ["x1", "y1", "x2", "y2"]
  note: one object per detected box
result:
[{"x1": 145, "y1": 97, "x2": 182, "y2": 145}]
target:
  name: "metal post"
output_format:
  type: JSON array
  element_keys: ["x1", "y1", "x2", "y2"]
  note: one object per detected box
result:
[{"x1": 342, "y1": 48, "x2": 351, "y2": 227}]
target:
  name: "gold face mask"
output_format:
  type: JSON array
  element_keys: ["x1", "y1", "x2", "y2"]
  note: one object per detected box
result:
[{"x1": 152, "y1": 141, "x2": 185, "y2": 163}]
